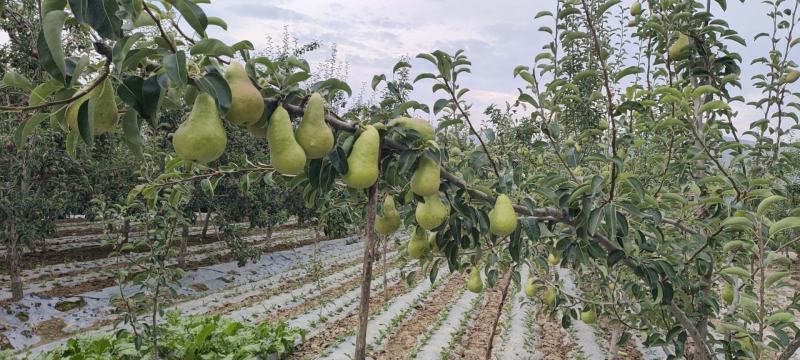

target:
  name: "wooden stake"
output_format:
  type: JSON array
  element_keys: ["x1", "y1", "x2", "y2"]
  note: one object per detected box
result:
[{"x1": 354, "y1": 182, "x2": 379, "y2": 360}]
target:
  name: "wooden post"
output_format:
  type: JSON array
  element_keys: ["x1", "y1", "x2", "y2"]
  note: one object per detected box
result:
[
  {"x1": 201, "y1": 212, "x2": 211, "y2": 239},
  {"x1": 178, "y1": 224, "x2": 189, "y2": 268},
  {"x1": 7, "y1": 220, "x2": 23, "y2": 301},
  {"x1": 354, "y1": 182, "x2": 379, "y2": 360}
]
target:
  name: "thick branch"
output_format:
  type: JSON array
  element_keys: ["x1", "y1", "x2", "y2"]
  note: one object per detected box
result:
[{"x1": 0, "y1": 63, "x2": 110, "y2": 112}]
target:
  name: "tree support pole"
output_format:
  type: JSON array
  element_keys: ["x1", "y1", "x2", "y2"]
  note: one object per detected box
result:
[{"x1": 354, "y1": 181, "x2": 379, "y2": 360}]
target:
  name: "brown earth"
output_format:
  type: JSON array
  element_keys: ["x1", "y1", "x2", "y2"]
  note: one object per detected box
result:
[
  {"x1": 535, "y1": 313, "x2": 572, "y2": 360},
  {"x1": 373, "y1": 273, "x2": 466, "y2": 360},
  {"x1": 448, "y1": 274, "x2": 512, "y2": 360}
]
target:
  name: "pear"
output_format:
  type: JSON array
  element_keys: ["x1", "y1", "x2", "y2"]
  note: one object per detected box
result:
[
  {"x1": 267, "y1": 106, "x2": 306, "y2": 175},
  {"x1": 630, "y1": 1, "x2": 641, "y2": 16},
  {"x1": 547, "y1": 253, "x2": 560, "y2": 266},
  {"x1": 410, "y1": 156, "x2": 440, "y2": 197},
  {"x1": 296, "y1": 92, "x2": 334, "y2": 159},
  {"x1": 247, "y1": 115, "x2": 268, "y2": 138},
  {"x1": 721, "y1": 283, "x2": 734, "y2": 304},
  {"x1": 407, "y1": 226, "x2": 430, "y2": 259},
  {"x1": 375, "y1": 194, "x2": 401, "y2": 235},
  {"x1": 224, "y1": 61, "x2": 264, "y2": 126},
  {"x1": 543, "y1": 287, "x2": 557, "y2": 306},
  {"x1": 428, "y1": 232, "x2": 439, "y2": 252},
  {"x1": 388, "y1": 116, "x2": 435, "y2": 141},
  {"x1": 467, "y1": 266, "x2": 483, "y2": 293},
  {"x1": 668, "y1": 33, "x2": 690, "y2": 59},
  {"x1": 90, "y1": 78, "x2": 118, "y2": 134},
  {"x1": 172, "y1": 93, "x2": 227, "y2": 164},
  {"x1": 524, "y1": 278, "x2": 539, "y2": 298},
  {"x1": 342, "y1": 125, "x2": 380, "y2": 189},
  {"x1": 415, "y1": 194, "x2": 449, "y2": 230},
  {"x1": 580, "y1": 309, "x2": 597, "y2": 324},
  {"x1": 488, "y1": 194, "x2": 517, "y2": 237},
  {"x1": 782, "y1": 69, "x2": 799, "y2": 84}
]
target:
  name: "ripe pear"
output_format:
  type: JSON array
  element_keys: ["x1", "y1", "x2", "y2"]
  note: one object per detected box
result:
[
  {"x1": 467, "y1": 266, "x2": 483, "y2": 293},
  {"x1": 388, "y1": 116, "x2": 435, "y2": 141},
  {"x1": 722, "y1": 283, "x2": 734, "y2": 304},
  {"x1": 407, "y1": 226, "x2": 430, "y2": 259},
  {"x1": 410, "y1": 156, "x2": 440, "y2": 197},
  {"x1": 172, "y1": 93, "x2": 227, "y2": 164},
  {"x1": 90, "y1": 78, "x2": 118, "y2": 134},
  {"x1": 524, "y1": 278, "x2": 539, "y2": 298},
  {"x1": 580, "y1": 309, "x2": 597, "y2": 324},
  {"x1": 296, "y1": 92, "x2": 334, "y2": 159},
  {"x1": 342, "y1": 125, "x2": 380, "y2": 189},
  {"x1": 668, "y1": 33, "x2": 690, "y2": 59},
  {"x1": 543, "y1": 287, "x2": 557, "y2": 306},
  {"x1": 415, "y1": 194, "x2": 449, "y2": 230},
  {"x1": 488, "y1": 194, "x2": 517, "y2": 237},
  {"x1": 267, "y1": 106, "x2": 306, "y2": 175},
  {"x1": 547, "y1": 253, "x2": 560, "y2": 266},
  {"x1": 375, "y1": 194, "x2": 401, "y2": 235},
  {"x1": 224, "y1": 61, "x2": 264, "y2": 126}
]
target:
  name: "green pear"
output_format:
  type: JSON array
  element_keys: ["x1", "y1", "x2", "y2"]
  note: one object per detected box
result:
[
  {"x1": 172, "y1": 93, "x2": 227, "y2": 164},
  {"x1": 668, "y1": 33, "x2": 690, "y2": 59},
  {"x1": 388, "y1": 116, "x2": 435, "y2": 141},
  {"x1": 580, "y1": 309, "x2": 597, "y2": 324},
  {"x1": 547, "y1": 253, "x2": 560, "y2": 266},
  {"x1": 782, "y1": 69, "x2": 799, "y2": 84},
  {"x1": 267, "y1": 106, "x2": 306, "y2": 175},
  {"x1": 415, "y1": 194, "x2": 449, "y2": 230},
  {"x1": 630, "y1": 1, "x2": 641, "y2": 16},
  {"x1": 296, "y1": 92, "x2": 334, "y2": 159},
  {"x1": 375, "y1": 194, "x2": 401, "y2": 235},
  {"x1": 342, "y1": 125, "x2": 380, "y2": 189},
  {"x1": 467, "y1": 266, "x2": 483, "y2": 293},
  {"x1": 722, "y1": 283, "x2": 733, "y2": 304},
  {"x1": 488, "y1": 194, "x2": 517, "y2": 237},
  {"x1": 224, "y1": 61, "x2": 264, "y2": 126},
  {"x1": 407, "y1": 226, "x2": 430, "y2": 259},
  {"x1": 410, "y1": 156, "x2": 440, "y2": 197},
  {"x1": 524, "y1": 278, "x2": 539, "y2": 298},
  {"x1": 543, "y1": 287, "x2": 557, "y2": 306},
  {"x1": 428, "y1": 232, "x2": 439, "y2": 252},
  {"x1": 90, "y1": 78, "x2": 118, "y2": 134}
]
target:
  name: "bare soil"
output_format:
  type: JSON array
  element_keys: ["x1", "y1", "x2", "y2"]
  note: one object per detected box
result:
[
  {"x1": 535, "y1": 313, "x2": 571, "y2": 360},
  {"x1": 449, "y1": 274, "x2": 512, "y2": 360},
  {"x1": 373, "y1": 273, "x2": 466, "y2": 359}
]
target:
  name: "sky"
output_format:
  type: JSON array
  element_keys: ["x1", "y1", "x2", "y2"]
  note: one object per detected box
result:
[{"x1": 0, "y1": 1, "x2": 794, "y2": 133}]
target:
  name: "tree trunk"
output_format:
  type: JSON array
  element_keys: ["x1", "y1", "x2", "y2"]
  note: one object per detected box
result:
[
  {"x1": 265, "y1": 224, "x2": 273, "y2": 242},
  {"x1": 7, "y1": 221, "x2": 23, "y2": 301},
  {"x1": 201, "y1": 212, "x2": 211, "y2": 239},
  {"x1": 178, "y1": 224, "x2": 189, "y2": 268},
  {"x1": 354, "y1": 183, "x2": 379, "y2": 360},
  {"x1": 123, "y1": 218, "x2": 130, "y2": 243},
  {"x1": 383, "y1": 235, "x2": 388, "y2": 303}
]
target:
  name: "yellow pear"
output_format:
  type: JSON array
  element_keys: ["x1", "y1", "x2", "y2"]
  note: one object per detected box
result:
[
  {"x1": 224, "y1": 61, "x2": 264, "y2": 126},
  {"x1": 488, "y1": 194, "x2": 517, "y2": 237},
  {"x1": 388, "y1": 116, "x2": 435, "y2": 141},
  {"x1": 524, "y1": 278, "x2": 539, "y2": 298},
  {"x1": 342, "y1": 125, "x2": 380, "y2": 189},
  {"x1": 410, "y1": 156, "x2": 440, "y2": 197},
  {"x1": 668, "y1": 33, "x2": 690, "y2": 59},
  {"x1": 267, "y1": 106, "x2": 306, "y2": 175},
  {"x1": 630, "y1": 1, "x2": 641, "y2": 16},
  {"x1": 407, "y1": 226, "x2": 430, "y2": 259},
  {"x1": 296, "y1": 92, "x2": 334, "y2": 159},
  {"x1": 580, "y1": 309, "x2": 597, "y2": 324},
  {"x1": 415, "y1": 194, "x2": 449, "y2": 230},
  {"x1": 467, "y1": 266, "x2": 483, "y2": 293},
  {"x1": 172, "y1": 93, "x2": 227, "y2": 164},
  {"x1": 89, "y1": 78, "x2": 118, "y2": 134},
  {"x1": 543, "y1": 287, "x2": 557, "y2": 306},
  {"x1": 547, "y1": 253, "x2": 560, "y2": 266},
  {"x1": 375, "y1": 194, "x2": 401, "y2": 235}
]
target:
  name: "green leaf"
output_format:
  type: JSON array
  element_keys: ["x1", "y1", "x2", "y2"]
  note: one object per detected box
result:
[
  {"x1": 28, "y1": 79, "x2": 63, "y2": 105},
  {"x1": 76, "y1": 100, "x2": 93, "y2": 146},
  {"x1": 765, "y1": 271, "x2": 789, "y2": 288},
  {"x1": 72, "y1": 0, "x2": 122, "y2": 39},
  {"x1": 206, "y1": 16, "x2": 227, "y2": 30},
  {"x1": 393, "y1": 61, "x2": 411, "y2": 74},
  {"x1": 112, "y1": 33, "x2": 144, "y2": 70},
  {"x1": 41, "y1": 11, "x2": 67, "y2": 80},
  {"x1": 757, "y1": 195, "x2": 786, "y2": 216},
  {"x1": 371, "y1": 74, "x2": 385, "y2": 90},
  {"x1": 285, "y1": 72, "x2": 310, "y2": 86},
  {"x1": 310, "y1": 78, "x2": 352, "y2": 97},
  {"x1": 165, "y1": 51, "x2": 188, "y2": 87},
  {"x1": 3, "y1": 71, "x2": 32, "y2": 91},
  {"x1": 433, "y1": 98, "x2": 450, "y2": 115},
  {"x1": 195, "y1": 69, "x2": 231, "y2": 115},
  {"x1": 614, "y1": 66, "x2": 642, "y2": 82},
  {"x1": 190, "y1": 38, "x2": 233, "y2": 57},
  {"x1": 42, "y1": 0, "x2": 66, "y2": 13},
  {"x1": 117, "y1": 75, "x2": 162, "y2": 120},
  {"x1": 121, "y1": 110, "x2": 144, "y2": 159},
  {"x1": 698, "y1": 100, "x2": 730, "y2": 113},
  {"x1": 165, "y1": 0, "x2": 208, "y2": 37},
  {"x1": 230, "y1": 40, "x2": 254, "y2": 53},
  {"x1": 14, "y1": 114, "x2": 48, "y2": 147},
  {"x1": 770, "y1": 217, "x2": 800, "y2": 237},
  {"x1": 720, "y1": 266, "x2": 750, "y2": 278}
]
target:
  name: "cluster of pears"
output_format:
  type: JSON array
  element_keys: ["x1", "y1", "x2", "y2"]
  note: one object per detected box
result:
[{"x1": 267, "y1": 92, "x2": 336, "y2": 175}]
